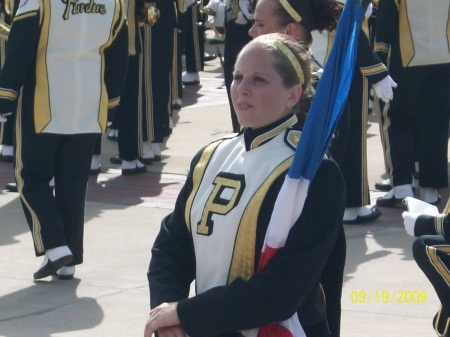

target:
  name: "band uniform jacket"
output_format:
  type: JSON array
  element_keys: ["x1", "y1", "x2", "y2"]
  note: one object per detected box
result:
[
  {"x1": 148, "y1": 114, "x2": 346, "y2": 337},
  {"x1": 374, "y1": 0, "x2": 450, "y2": 69},
  {"x1": 0, "y1": 0, "x2": 129, "y2": 134}
]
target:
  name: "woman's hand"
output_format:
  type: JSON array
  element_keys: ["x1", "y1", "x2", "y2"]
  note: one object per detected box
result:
[{"x1": 144, "y1": 302, "x2": 182, "y2": 337}]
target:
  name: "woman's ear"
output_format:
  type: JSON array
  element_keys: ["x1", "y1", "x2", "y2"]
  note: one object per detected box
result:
[{"x1": 287, "y1": 84, "x2": 302, "y2": 108}]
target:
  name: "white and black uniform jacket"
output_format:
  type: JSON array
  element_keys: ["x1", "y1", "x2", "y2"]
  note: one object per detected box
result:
[
  {"x1": 148, "y1": 114, "x2": 346, "y2": 337},
  {"x1": 0, "y1": 0, "x2": 128, "y2": 134}
]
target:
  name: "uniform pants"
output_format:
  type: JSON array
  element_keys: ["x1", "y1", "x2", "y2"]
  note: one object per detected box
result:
[
  {"x1": 182, "y1": 3, "x2": 204, "y2": 73},
  {"x1": 384, "y1": 64, "x2": 450, "y2": 188},
  {"x1": 337, "y1": 71, "x2": 370, "y2": 207},
  {"x1": 16, "y1": 124, "x2": 96, "y2": 264},
  {"x1": 149, "y1": 3, "x2": 174, "y2": 143},
  {"x1": 413, "y1": 235, "x2": 450, "y2": 316},
  {"x1": 224, "y1": 20, "x2": 252, "y2": 132}
]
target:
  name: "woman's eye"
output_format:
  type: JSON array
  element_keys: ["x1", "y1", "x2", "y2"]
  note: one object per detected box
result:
[
  {"x1": 253, "y1": 76, "x2": 266, "y2": 83},
  {"x1": 233, "y1": 74, "x2": 243, "y2": 81}
]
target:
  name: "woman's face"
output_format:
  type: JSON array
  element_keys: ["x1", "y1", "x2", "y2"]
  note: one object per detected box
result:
[
  {"x1": 248, "y1": 0, "x2": 310, "y2": 43},
  {"x1": 248, "y1": 0, "x2": 282, "y2": 37},
  {"x1": 231, "y1": 44, "x2": 301, "y2": 129}
]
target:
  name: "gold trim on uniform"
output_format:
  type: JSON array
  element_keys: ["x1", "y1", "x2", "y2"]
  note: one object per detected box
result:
[
  {"x1": 286, "y1": 130, "x2": 300, "y2": 148},
  {"x1": 127, "y1": 0, "x2": 137, "y2": 55},
  {"x1": 434, "y1": 305, "x2": 450, "y2": 337},
  {"x1": 435, "y1": 214, "x2": 445, "y2": 236},
  {"x1": 250, "y1": 115, "x2": 297, "y2": 150},
  {"x1": 185, "y1": 139, "x2": 225, "y2": 229},
  {"x1": 228, "y1": 157, "x2": 294, "y2": 283},
  {"x1": 98, "y1": 0, "x2": 125, "y2": 132},
  {"x1": 108, "y1": 96, "x2": 121, "y2": 108},
  {"x1": 360, "y1": 63, "x2": 387, "y2": 76},
  {"x1": 0, "y1": 88, "x2": 18, "y2": 100},
  {"x1": 374, "y1": 41, "x2": 389, "y2": 54},
  {"x1": 14, "y1": 91, "x2": 45, "y2": 253},
  {"x1": 397, "y1": 0, "x2": 414, "y2": 67},
  {"x1": 426, "y1": 245, "x2": 450, "y2": 288},
  {"x1": 34, "y1": 0, "x2": 52, "y2": 132},
  {"x1": 13, "y1": 10, "x2": 38, "y2": 22}
]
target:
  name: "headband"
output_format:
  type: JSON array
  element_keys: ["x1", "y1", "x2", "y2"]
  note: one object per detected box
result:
[
  {"x1": 258, "y1": 35, "x2": 305, "y2": 85},
  {"x1": 279, "y1": 0, "x2": 302, "y2": 23}
]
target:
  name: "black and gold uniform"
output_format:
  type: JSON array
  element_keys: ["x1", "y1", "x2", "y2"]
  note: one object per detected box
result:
[
  {"x1": 374, "y1": 0, "x2": 450, "y2": 189},
  {"x1": 312, "y1": 1, "x2": 389, "y2": 212},
  {"x1": 114, "y1": 0, "x2": 174, "y2": 164},
  {"x1": 148, "y1": 114, "x2": 345, "y2": 337},
  {"x1": 409, "y1": 202, "x2": 450, "y2": 337},
  {"x1": 0, "y1": 0, "x2": 128, "y2": 262},
  {"x1": 181, "y1": 0, "x2": 205, "y2": 75},
  {"x1": 0, "y1": 0, "x2": 19, "y2": 161}
]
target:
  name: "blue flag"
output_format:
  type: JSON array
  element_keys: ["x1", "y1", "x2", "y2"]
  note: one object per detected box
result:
[{"x1": 288, "y1": 0, "x2": 367, "y2": 180}]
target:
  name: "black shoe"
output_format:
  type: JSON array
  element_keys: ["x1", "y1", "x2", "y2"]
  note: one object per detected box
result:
[
  {"x1": 376, "y1": 195, "x2": 406, "y2": 208},
  {"x1": 0, "y1": 153, "x2": 13, "y2": 162},
  {"x1": 139, "y1": 156, "x2": 154, "y2": 165},
  {"x1": 122, "y1": 165, "x2": 147, "y2": 175},
  {"x1": 204, "y1": 52, "x2": 217, "y2": 62},
  {"x1": 182, "y1": 79, "x2": 200, "y2": 86},
  {"x1": 374, "y1": 181, "x2": 392, "y2": 192},
  {"x1": 428, "y1": 196, "x2": 441, "y2": 206},
  {"x1": 110, "y1": 155, "x2": 123, "y2": 164},
  {"x1": 90, "y1": 167, "x2": 101, "y2": 176},
  {"x1": 5, "y1": 182, "x2": 18, "y2": 193},
  {"x1": 433, "y1": 306, "x2": 450, "y2": 337},
  {"x1": 33, "y1": 254, "x2": 73, "y2": 280},
  {"x1": 209, "y1": 37, "x2": 225, "y2": 44},
  {"x1": 343, "y1": 207, "x2": 382, "y2": 225}
]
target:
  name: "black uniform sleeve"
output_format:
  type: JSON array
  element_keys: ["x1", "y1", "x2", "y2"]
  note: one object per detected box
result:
[
  {"x1": 356, "y1": 30, "x2": 389, "y2": 85},
  {"x1": 147, "y1": 148, "x2": 205, "y2": 308},
  {"x1": 415, "y1": 214, "x2": 450, "y2": 239},
  {"x1": 104, "y1": 18, "x2": 129, "y2": 121},
  {"x1": 176, "y1": 159, "x2": 345, "y2": 337},
  {"x1": 373, "y1": 0, "x2": 397, "y2": 66},
  {"x1": 0, "y1": 10, "x2": 39, "y2": 114}
]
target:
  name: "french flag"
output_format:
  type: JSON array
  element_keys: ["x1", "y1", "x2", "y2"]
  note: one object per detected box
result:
[{"x1": 251, "y1": 1, "x2": 370, "y2": 336}]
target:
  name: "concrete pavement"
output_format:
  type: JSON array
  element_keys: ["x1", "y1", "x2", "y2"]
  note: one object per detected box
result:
[{"x1": 0, "y1": 39, "x2": 448, "y2": 337}]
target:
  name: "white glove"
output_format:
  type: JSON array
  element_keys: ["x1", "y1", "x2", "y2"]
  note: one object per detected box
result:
[
  {"x1": 204, "y1": 0, "x2": 222, "y2": 14},
  {"x1": 238, "y1": 0, "x2": 254, "y2": 20},
  {"x1": 402, "y1": 211, "x2": 420, "y2": 237},
  {"x1": 373, "y1": 75, "x2": 397, "y2": 103}
]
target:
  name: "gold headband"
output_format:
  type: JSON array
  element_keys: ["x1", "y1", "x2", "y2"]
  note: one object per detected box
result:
[
  {"x1": 258, "y1": 36, "x2": 305, "y2": 85},
  {"x1": 279, "y1": 0, "x2": 302, "y2": 23}
]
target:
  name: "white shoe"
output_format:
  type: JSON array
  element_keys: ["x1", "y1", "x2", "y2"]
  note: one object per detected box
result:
[
  {"x1": 152, "y1": 143, "x2": 162, "y2": 161},
  {"x1": 1, "y1": 145, "x2": 13, "y2": 156},
  {"x1": 121, "y1": 159, "x2": 147, "y2": 175},
  {"x1": 182, "y1": 72, "x2": 200, "y2": 85},
  {"x1": 56, "y1": 266, "x2": 75, "y2": 280},
  {"x1": 140, "y1": 141, "x2": 155, "y2": 165},
  {"x1": 33, "y1": 245, "x2": 73, "y2": 279},
  {"x1": 420, "y1": 187, "x2": 440, "y2": 205}
]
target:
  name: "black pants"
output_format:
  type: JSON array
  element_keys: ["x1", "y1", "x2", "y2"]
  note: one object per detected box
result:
[
  {"x1": 321, "y1": 226, "x2": 346, "y2": 337},
  {"x1": 181, "y1": 3, "x2": 205, "y2": 73},
  {"x1": 413, "y1": 235, "x2": 450, "y2": 316},
  {"x1": 383, "y1": 63, "x2": 450, "y2": 188},
  {"x1": 224, "y1": 20, "x2": 252, "y2": 132},
  {"x1": 16, "y1": 124, "x2": 96, "y2": 264}
]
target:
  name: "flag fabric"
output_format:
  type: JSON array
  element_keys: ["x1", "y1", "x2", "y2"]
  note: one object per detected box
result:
[{"x1": 251, "y1": 1, "x2": 369, "y2": 337}]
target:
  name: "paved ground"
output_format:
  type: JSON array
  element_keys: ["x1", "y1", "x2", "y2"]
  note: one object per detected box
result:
[{"x1": 0, "y1": 35, "x2": 449, "y2": 337}]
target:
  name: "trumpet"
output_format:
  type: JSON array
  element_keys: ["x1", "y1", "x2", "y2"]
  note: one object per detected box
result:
[{"x1": 137, "y1": 1, "x2": 160, "y2": 26}]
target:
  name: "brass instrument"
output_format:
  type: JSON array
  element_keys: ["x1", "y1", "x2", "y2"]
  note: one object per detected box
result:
[{"x1": 137, "y1": 1, "x2": 160, "y2": 26}]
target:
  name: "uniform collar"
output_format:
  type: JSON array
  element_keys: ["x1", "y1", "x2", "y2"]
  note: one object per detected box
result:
[{"x1": 243, "y1": 114, "x2": 298, "y2": 151}]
